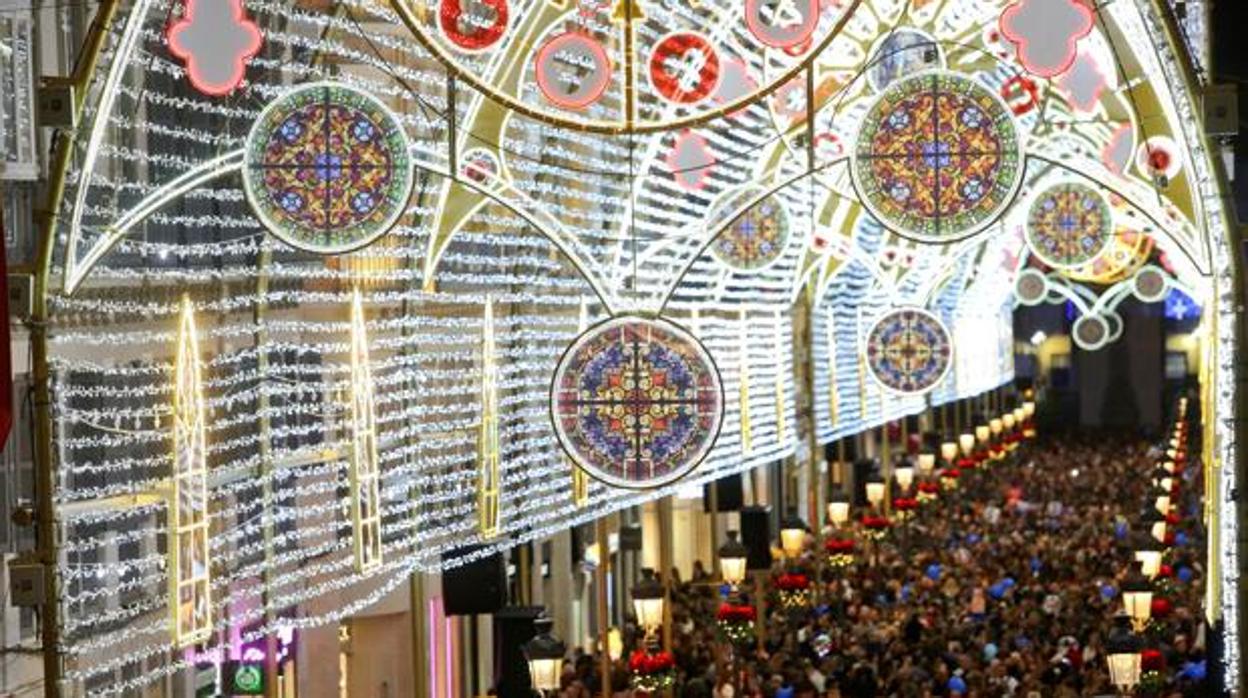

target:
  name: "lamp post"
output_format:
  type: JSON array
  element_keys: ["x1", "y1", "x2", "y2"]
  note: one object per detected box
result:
[
  {"x1": 827, "y1": 489, "x2": 851, "y2": 529},
  {"x1": 1105, "y1": 614, "x2": 1142, "y2": 695},
  {"x1": 940, "y1": 440, "x2": 958, "y2": 466},
  {"x1": 780, "y1": 513, "x2": 809, "y2": 560},
  {"x1": 1132, "y1": 532, "x2": 1164, "y2": 580},
  {"x1": 916, "y1": 452, "x2": 936, "y2": 479},
  {"x1": 718, "y1": 531, "x2": 748, "y2": 591},
  {"x1": 894, "y1": 463, "x2": 915, "y2": 495},
  {"x1": 864, "y1": 473, "x2": 886, "y2": 510},
  {"x1": 632, "y1": 568, "x2": 665, "y2": 647},
  {"x1": 525, "y1": 614, "x2": 566, "y2": 697},
  {"x1": 1121, "y1": 564, "x2": 1154, "y2": 633},
  {"x1": 1138, "y1": 508, "x2": 1166, "y2": 544}
]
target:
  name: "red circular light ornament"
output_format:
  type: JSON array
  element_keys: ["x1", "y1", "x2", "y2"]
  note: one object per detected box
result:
[
  {"x1": 535, "y1": 32, "x2": 612, "y2": 109},
  {"x1": 649, "y1": 32, "x2": 721, "y2": 105},
  {"x1": 744, "y1": 0, "x2": 819, "y2": 49},
  {"x1": 439, "y1": 0, "x2": 508, "y2": 52}
]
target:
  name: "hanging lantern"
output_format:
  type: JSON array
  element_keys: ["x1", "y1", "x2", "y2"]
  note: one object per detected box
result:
[{"x1": 1133, "y1": 533, "x2": 1164, "y2": 579}]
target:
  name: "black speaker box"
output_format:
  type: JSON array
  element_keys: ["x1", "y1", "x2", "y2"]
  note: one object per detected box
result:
[
  {"x1": 442, "y1": 547, "x2": 506, "y2": 616},
  {"x1": 703, "y1": 474, "x2": 744, "y2": 512},
  {"x1": 739, "y1": 505, "x2": 772, "y2": 571},
  {"x1": 619, "y1": 523, "x2": 643, "y2": 551}
]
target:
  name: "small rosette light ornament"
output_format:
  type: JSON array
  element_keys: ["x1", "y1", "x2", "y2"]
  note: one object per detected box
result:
[
  {"x1": 824, "y1": 537, "x2": 855, "y2": 567},
  {"x1": 715, "y1": 603, "x2": 756, "y2": 644},
  {"x1": 629, "y1": 649, "x2": 676, "y2": 692},
  {"x1": 861, "y1": 514, "x2": 892, "y2": 541},
  {"x1": 774, "y1": 572, "x2": 812, "y2": 609}
]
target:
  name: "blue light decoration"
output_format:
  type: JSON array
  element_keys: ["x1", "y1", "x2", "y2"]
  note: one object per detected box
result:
[{"x1": 1164, "y1": 288, "x2": 1201, "y2": 322}]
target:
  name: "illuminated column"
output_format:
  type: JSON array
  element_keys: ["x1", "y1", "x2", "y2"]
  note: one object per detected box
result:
[
  {"x1": 773, "y1": 310, "x2": 788, "y2": 444},
  {"x1": 170, "y1": 295, "x2": 211, "y2": 646},
  {"x1": 478, "y1": 296, "x2": 501, "y2": 538},
  {"x1": 348, "y1": 288, "x2": 382, "y2": 572},
  {"x1": 570, "y1": 300, "x2": 589, "y2": 508},
  {"x1": 739, "y1": 310, "x2": 753, "y2": 456}
]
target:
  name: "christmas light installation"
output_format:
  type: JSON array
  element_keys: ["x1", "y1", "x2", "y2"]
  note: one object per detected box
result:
[
  {"x1": 478, "y1": 297, "x2": 501, "y2": 538},
  {"x1": 739, "y1": 311, "x2": 754, "y2": 456},
  {"x1": 865, "y1": 308, "x2": 953, "y2": 395},
  {"x1": 165, "y1": 0, "x2": 262, "y2": 96},
  {"x1": 170, "y1": 296, "x2": 211, "y2": 647},
  {"x1": 348, "y1": 288, "x2": 383, "y2": 572}
]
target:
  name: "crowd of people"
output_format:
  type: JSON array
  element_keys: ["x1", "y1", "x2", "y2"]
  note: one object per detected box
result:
[{"x1": 552, "y1": 417, "x2": 1211, "y2": 697}]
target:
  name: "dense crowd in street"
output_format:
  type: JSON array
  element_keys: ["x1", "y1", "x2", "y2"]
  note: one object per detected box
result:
[{"x1": 552, "y1": 422, "x2": 1211, "y2": 697}]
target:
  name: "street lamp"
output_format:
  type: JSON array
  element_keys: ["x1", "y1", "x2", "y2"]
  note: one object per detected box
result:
[
  {"x1": 958, "y1": 432, "x2": 975, "y2": 457},
  {"x1": 894, "y1": 463, "x2": 914, "y2": 493},
  {"x1": 827, "y1": 489, "x2": 851, "y2": 528},
  {"x1": 1121, "y1": 564, "x2": 1154, "y2": 633},
  {"x1": 632, "y1": 568, "x2": 665, "y2": 640},
  {"x1": 916, "y1": 452, "x2": 936, "y2": 477},
  {"x1": 975, "y1": 424, "x2": 991, "y2": 444},
  {"x1": 1139, "y1": 508, "x2": 1166, "y2": 544},
  {"x1": 1022, "y1": 401, "x2": 1035, "y2": 419},
  {"x1": 780, "y1": 513, "x2": 809, "y2": 559},
  {"x1": 940, "y1": 440, "x2": 958, "y2": 464},
  {"x1": 1105, "y1": 614, "x2": 1142, "y2": 695},
  {"x1": 525, "y1": 614, "x2": 566, "y2": 696},
  {"x1": 718, "y1": 531, "x2": 748, "y2": 589},
  {"x1": 1012, "y1": 406, "x2": 1025, "y2": 425},
  {"x1": 990, "y1": 418, "x2": 1003, "y2": 436},
  {"x1": 864, "y1": 474, "x2": 886, "y2": 509},
  {"x1": 1133, "y1": 533, "x2": 1164, "y2": 579}
]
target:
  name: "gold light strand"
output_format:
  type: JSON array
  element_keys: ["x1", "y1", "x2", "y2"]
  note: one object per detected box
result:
[
  {"x1": 348, "y1": 288, "x2": 383, "y2": 572},
  {"x1": 570, "y1": 298, "x2": 590, "y2": 509},
  {"x1": 826, "y1": 313, "x2": 839, "y2": 426},
  {"x1": 773, "y1": 310, "x2": 788, "y2": 443},
  {"x1": 478, "y1": 296, "x2": 501, "y2": 538},
  {"x1": 739, "y1": 309, "x2": 753, "y2": 456},
  {"x1": 170, "y1": 295, "x2": 211, "y2": 647}
]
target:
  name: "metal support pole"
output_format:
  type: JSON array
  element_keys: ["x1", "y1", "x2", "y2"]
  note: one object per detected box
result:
[
  {"x1": 881, "y1": 424, "x2": 892, "y2": 516},
  {"x1": 410, "y1": 574, "x2": 428, "y2": 698},
  {"x1": 709, "y1": 480, "x2": 720, "y2": 577},
  {"x1": 31, "y1": 3, "x2": 124, "y2": 696},
  {"x1": 658, "y1": 497, "x2": 673, "y2": 653},
  {"x1": 594, "y1": 518, "x2": 612, "y2": 698}
]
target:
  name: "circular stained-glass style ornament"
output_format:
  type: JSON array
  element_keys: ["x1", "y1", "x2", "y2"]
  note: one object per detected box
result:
[
  {"x1": 243, "y1": 82, "x2": 414, "y2": 254},
  {"x1": 1024, "y1": 183, "x2": 1112, "y2": 269},
  {"x1": 851, "y1": 71, "x2": 1023, "y2": 243},
  {"x1": 551, "y1": 316, "x2": 724, "y2": 489},
  {"x1": 708, "y1": 188, "x2": 792, "y2": 272},
  {"x1": 649, "y1": 32, "x2": 721, "y2": 104},
  {"x1": 865, "y1": 308, "x2": 953, "y2": 394}
]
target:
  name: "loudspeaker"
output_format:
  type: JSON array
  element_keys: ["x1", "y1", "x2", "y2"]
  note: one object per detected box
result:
[
  {"x1": 442, "y1": 547, "x2": 506, "y2": 616},
  {"x1": 619, "y1": 523, "x2": 643, "y2": 551},
  {"x1": 852, "y1": 459, "x2": 875, "y2": 507},
  {"x1": 739, "y1": 506, "x2": 772, "y2": 571},
  {"x1": 703, "y1": 474, "x2": 744, "y2": 512}
]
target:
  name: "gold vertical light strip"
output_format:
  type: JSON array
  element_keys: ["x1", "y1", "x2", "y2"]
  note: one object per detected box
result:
[
  {"x1": 170, "y1": 295, "x2": 211, "y2": 647},
  {"x1": 772, "y1": 310, "x2": 788, "y2": 443},
  {"x1": 478, "y1": 296, "x2": 501, "y2": 538},
  {"x1": 826, "y1": 311, "x2": 839, "y2": 426},
  {"x1": 348, "y1": 288, "x2": 383, "y2": 573},
  {"x1": 570, "y1": 299, "x2": 590, "y2": 508},
  {"x1": 739, "y1": 309, "x2": 753, "y2": 456}
]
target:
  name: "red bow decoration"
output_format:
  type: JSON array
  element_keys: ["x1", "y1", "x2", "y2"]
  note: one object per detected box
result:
[
  {"x1": 629, "y1": 649, "x2": 675, "y2": 674},
  {"x1": 1141, "y1": 648, "x2": 1165, "y2": 672},
  {"x1": 824, "y1": 538, "x2": 855, "y2": 554},
  {"x1": 716, "y1": 603, "x2": 756, "y2": 623},
  {"x1": 861, "y1": 515, "x2": 891, "y2": 531},
  {"x1": 918, "y1": 482, "x2": 940, "y2": 495},
  {"x1": 1150, "y1": 597, "x2": 1173, "y2": 618},
  {"x1": 892, "y1": 497, "x2": 919, "y2": 512},
  {"x1": 775, "y1": 573, "x2": 811, "y2": 591}
]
